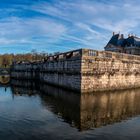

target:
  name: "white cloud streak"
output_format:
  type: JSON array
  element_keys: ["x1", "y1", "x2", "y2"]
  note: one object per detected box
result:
[
  {"x1": 0, "y1": 17, "x2": 67, "y2": 47},
  {"x1": 32, "y1": 0, "x2": 140, "y2": 33},
  {"x1": 1, "y1": 0, "x2": 140, "y2": 52}
]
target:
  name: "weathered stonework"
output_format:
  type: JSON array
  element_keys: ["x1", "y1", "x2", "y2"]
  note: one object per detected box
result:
[
  {"x1": 11, "y1": 49, "x2": 82, "y2": 92},
  {"x1": 81, "y1": 49, "x2": 140, "y2": 92},
  {"x1": 10, "y1": 48, "x2": 140, "y2": 93}
]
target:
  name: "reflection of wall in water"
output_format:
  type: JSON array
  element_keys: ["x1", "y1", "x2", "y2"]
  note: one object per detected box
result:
[
  {"x1": 11, "y1": 80, "x2": 81, "y2": 129},
  {"x1": 81, "y1": 90, "x2": 140, "y2": 130},
  {"x1": 11, "y1": 80, "x2": 140, "y2": 131},
  {"x1": 40, "y1": 84, "x2": 81, "y2": 129},
  {"x1": 11, "y1": 80, "x2": 40, "y2": 96}
]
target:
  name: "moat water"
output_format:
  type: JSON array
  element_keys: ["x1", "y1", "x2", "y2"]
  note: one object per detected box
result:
[{"x1": 1, "y1": 80, "x2": 140, "y2": 140}]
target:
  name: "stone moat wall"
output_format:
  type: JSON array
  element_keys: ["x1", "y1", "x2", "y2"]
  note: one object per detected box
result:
[
  {"x1": 81, "y1": 49, "x2": 140, "y2": 92},
  {"x1": 11, "y1": 49, "x2": 82, "y2": 91},
  {"x1": 10, "y1": 49, "x2": 140, "y2": 93}
]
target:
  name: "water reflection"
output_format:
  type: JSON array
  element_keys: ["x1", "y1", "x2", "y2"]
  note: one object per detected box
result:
[{"x1": 11, "y1": 79, "x2": 140, "y2": 131}]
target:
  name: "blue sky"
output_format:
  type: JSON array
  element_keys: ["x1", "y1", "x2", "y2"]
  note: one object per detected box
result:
[{"x1": 0, "y1": 0, "x2": 140, "y2": 54}]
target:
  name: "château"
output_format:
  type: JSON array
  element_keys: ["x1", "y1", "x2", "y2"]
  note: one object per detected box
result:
[{"x1": 105, "y1": 32, "x2": 140, "y2": 55}]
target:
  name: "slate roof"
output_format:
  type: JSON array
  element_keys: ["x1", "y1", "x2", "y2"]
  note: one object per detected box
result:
[
  {"x1": 106, "y1": 34, "x2": 119, "y2": 46},
  {"x1": 125, "y1": 36, "x2": 140, "y2": 47},
  {"x1": 133, "y1": 36, "x2": 140, "y2": 46},
  {"x1": 106, "y1": 34, "x2": 140, "y2": 48},
  {"x1": 117, "y1": 38, "x2": 126, "y2": 47}
]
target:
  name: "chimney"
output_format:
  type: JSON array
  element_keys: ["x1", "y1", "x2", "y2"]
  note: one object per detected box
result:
[
  {"x1": 121, "y1": 34, "x2": 124, "y2": 39},
  {"x1": 113, "y1": 32, "x2": 115, "y2": 36}
]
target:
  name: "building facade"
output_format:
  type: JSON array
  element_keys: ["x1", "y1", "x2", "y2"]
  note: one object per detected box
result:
[{"x1": 105, "y1": 32, "x2": 140, "y2": 55}]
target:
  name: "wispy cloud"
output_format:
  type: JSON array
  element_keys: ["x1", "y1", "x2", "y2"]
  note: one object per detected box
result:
[
  {"x1": 34, "y1": 1, "x2": 140, "y2": 30},
  {"x1": 0, "y1": 16, "x2": 67, "y2": 52},
  {"x1": 0, "y1": 0, "x2": 140, "y2": 53}
]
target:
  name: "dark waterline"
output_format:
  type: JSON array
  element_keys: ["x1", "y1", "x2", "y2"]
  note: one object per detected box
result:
[{"x1": 1, "y1": 81, "x2": 140, "y2": 140}]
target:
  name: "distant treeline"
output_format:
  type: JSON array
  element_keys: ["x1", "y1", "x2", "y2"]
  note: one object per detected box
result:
[{"x1": 0, "y1": 52, "x2": 48, "y2": 68}]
